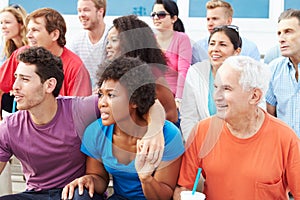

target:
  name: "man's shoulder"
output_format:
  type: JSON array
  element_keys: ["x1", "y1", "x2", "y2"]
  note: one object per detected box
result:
[
  {"x1": 57, "y1": 95, "x2": 97, "y2": 106},
  {"x1": 194, "y1": 36, "x2": 208, "y2": 47},
  {"x1": 68, "y1": 31, "x2": 87, "y2": 44},
  {"x1": 56, "y1": 95, "x2": 91, "y2": 104},
  {"x1": 240, "y1": 36, "x2": 258, "y2": 49},
  {"x1": 61, "y1": 47, "x2": 84, "y2": 66},
  {"x1": 268, "y1": 56, "x2": 289, "y2": 73},
  {"x1": 15, "y1": 46, "x2": 30, "y2": 53},
  {"x1": 266, "y1": 113, "x2": 298, "y2": 139},
  {"x1": 1, "y1": 110, "x2": 28, "y2": 128}
]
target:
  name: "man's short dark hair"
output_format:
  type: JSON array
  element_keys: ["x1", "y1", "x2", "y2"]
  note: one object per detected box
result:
[{"x1": 17, "y1": 46, "x2": 64, "y2": 97}]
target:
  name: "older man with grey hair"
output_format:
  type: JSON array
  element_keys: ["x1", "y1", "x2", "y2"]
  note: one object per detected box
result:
[{"x1": 174, "y1": 56, "x2": 300, "y2": 200}]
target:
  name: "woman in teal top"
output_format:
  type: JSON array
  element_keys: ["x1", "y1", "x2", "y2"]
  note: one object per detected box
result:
[
  {"x1": 62, "y1": 56, "x2": 184, "y2": 200},
  {"x1": 180, "y1": 25, "x2": 242, "y2": 141}
]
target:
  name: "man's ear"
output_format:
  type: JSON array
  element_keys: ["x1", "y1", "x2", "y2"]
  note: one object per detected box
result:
[
  {"x1": 50, "y1": 29, "x2": 60, "y2": 42},
  {"x1": 131, "y1": 103, "x2": 138, "y2": 109},
  {"x1": 227, "y1": 17, "x2": 233, "y2": 24},
  {"x1": 249, "y1": 88, "x2": 263, "y2": 105},
  {"x1": 98, "y1": 7, "x2": 105, "y2": 17},
  {"x1": 45, "y1": 77, "x2": 57, "y2": 94}
]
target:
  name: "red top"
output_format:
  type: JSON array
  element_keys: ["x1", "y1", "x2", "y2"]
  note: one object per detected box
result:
[{"x1": 0, "y1": 46, "x2": 92, "y2": 96}]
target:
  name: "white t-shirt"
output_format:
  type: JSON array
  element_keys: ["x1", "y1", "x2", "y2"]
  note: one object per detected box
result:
[{"x1": 67, "y1": 25, "x2": 110, "y2": 89}]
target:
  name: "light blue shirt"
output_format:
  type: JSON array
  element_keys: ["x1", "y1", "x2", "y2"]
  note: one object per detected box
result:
[
  {"x1": 192, "y1": 35, "x2": 260, "y2": 65},
  {"x1": 266, "y1": 57, "x2": 300, "y2": 137},
  {"x1": 208, "y1": 69, "x2": 216, "y2": 115},
  {"x1": 264, "y1": 45, "x2": 282, "y2": 64},
  {"x1": 81, "y1": 119, "x2": 184, "y2": 199}
]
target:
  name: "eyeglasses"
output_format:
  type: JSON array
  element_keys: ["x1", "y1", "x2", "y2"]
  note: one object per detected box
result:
[
  {"x1": 150, "y1": 11, "x2": 170, "y2": 19},
  {"x1": 213, "y1": 25, "x2": 239, "y2": 33}
]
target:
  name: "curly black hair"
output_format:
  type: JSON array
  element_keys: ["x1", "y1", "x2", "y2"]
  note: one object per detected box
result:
[
  {"x1": 112, "y1": 15, "x2": 167, "y2": 73},
  {"x1": 98, "y1": 56, "x2": 156, "y2": 119},
  {"x1": 17, "y1": 46, "x2": 64, "y2": 97}
]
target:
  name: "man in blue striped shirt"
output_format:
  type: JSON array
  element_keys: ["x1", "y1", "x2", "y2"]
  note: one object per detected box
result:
[{"x1": 266, "y1": 9, "x2": 300, "y2": 138}]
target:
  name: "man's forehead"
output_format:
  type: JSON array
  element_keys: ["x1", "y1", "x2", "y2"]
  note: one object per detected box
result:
[
  {"x1": 278, "y1": 17, "x2": 300, "y2": 29},
  {"x1": 28, "y1": 17, "x2": 45, "y2": 26},
  {"x1": 217, "y1": 64, "x2": 238, "y2": 81},
  {"x1": 16, "y1": 62, "x2": 36, "y2": 73}
]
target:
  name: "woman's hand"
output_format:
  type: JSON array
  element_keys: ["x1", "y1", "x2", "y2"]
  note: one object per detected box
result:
[
  {"x1": 140, "y1": 99, "x2": 165, "y2": 167},
  {"x1": 137, "y1": 132, "x2": 164, "y2": 168},
  {"x1": 61, "y1": 175, "x2": 95, "y2": 200},
  {"x1": 135, "y1": 139, "x2": 158, "y2": 180}
]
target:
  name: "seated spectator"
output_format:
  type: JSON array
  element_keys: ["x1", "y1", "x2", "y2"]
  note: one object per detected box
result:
[
  {"x1": 0, "y1": 47, "x2": 165, "y2": 200},
  {"x1": 0, "y1": 8, "x2": 92, "y2": 99},
  {"x1": 151, "y1": 0, "x2": 192, "y2": 106},
  {"x1": 192, "y1": 0, "x2": 260, "y2": 64},
  {"x1": 266, "y1": 9, "x2": 300, "y2": 138},
  {"x1": 174, "y1": 56, "x2": 300, "y2": 199},
  {"x1": 105, "y1": 14, "x2": 178, "y2": 123},
  {"x1": 264, "y1": 44, "x2": 281, "y2": 64},
  {"x1": 62, "y1": 56, "x2": 184, "y2": 200},
  {"x1": 67, "y1": 0, "x2": 109, "y2": 89},
  {"x1": 180, "y1": 25, "x2": 241, "y2": 141},
  {"x1": 0, "y1": 4, "x2": 27, "y2": 118}
]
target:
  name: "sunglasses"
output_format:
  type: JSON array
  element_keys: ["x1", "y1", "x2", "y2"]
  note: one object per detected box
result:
[
  {"x1": 10, "y1": 4, "x2": 21, "y2": 10},
  {"x1": 214, "y1": 25, "x2": 239, "y2": 33},
  {"x1": 150, "y1": 11, "x2": 170, "y2": 19}
]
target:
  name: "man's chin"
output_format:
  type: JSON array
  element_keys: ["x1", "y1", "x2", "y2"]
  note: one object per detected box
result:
[{"x1": 215, "y1": 112, "x2": 225, "y2": 120}]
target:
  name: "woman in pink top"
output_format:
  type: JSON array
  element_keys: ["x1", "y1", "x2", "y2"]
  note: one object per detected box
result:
[{"x1": 151, "y1": 0, "x2": 192, "y2": 107}]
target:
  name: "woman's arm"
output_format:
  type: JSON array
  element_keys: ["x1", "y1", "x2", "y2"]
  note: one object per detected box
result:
[
  {"x1": 139, "y1": 157, "x2": 182, "y2": 199},
  {"x1": 136, "y1": 121, "x2": 184, "y2": 199},
  {"x1": 155, "y1": 77, "x2": 178, "y2": 123},
  {"x1": 85, "y1": 156, "x2": 109, "y2": 194},
  {"x1": 139, "y1": 100, "x2": 165, "y2": 167},
  {"x1": 175, "y1": 33, "x2": 192, "y2": 99},
  {"x1": 61, "y1": 156, "x2": 109, "y2": 200}
]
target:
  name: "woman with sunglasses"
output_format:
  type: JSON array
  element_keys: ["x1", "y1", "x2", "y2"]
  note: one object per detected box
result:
[
  {"x1": 151, "y1": 0, "x2": 192, "y2": 109},
  {"x1": 180, "y1": 25, "x2": 242, "y2": 141},
  {"x1": 104, "y1": 15, "x2": 178, "y2": 124},
  {"x1": 0, "y1": 4, "x2": 27, "y2": 120}
]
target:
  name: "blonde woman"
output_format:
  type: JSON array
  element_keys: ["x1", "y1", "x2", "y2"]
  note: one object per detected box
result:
[
  {"x1": 0, "y1": 4, "x2": 27, "y2": 62},
  {"x1": 0, "y1": 4, "x2": 27, "y2": 119}
]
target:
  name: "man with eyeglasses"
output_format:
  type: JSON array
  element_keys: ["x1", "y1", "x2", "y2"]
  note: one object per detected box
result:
[
  {"x1": 191, "y1": 0, "x2": 260, "y2": 64},
  {"x1": 67, "y1": 0, "x2": 109, "y2": 90}
]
